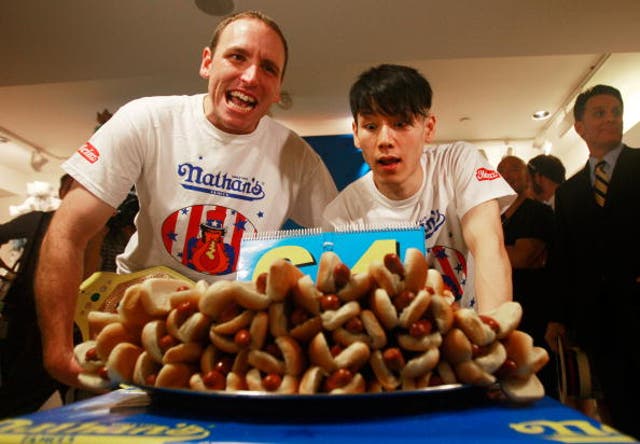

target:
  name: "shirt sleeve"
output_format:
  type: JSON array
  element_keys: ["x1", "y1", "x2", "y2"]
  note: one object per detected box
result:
[
  {"x1": 63, "y1": 99, "x2": 148, "y2": 209},
  {"x1": 450, "y1": 142, "x2": 516, "y2": 218}
]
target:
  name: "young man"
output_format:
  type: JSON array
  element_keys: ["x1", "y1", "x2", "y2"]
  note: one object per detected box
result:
[
  {"x1": 527, "y1": 154, "x2": 566, "y2": 209},
  {"x1": 323, "y1": 64, "x2": 515, "y2": 314},
  {"x1": 35, "y1": 11, "x2": 337, "y2": 389},
  {"x1": 545, "y1": 84, "x2": 640, "y2": 439}
]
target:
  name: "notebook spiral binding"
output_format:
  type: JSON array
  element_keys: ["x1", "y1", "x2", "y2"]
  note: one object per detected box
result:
[
  {"x1": 334, "y1": 222, "x2": 422, "y2": 233},
  {"x1": 242, "y1": 227, "x2": 322, "y2": 241},
  {"x1": 242, "y1": 223, "x2": 422, "y2": 241}
]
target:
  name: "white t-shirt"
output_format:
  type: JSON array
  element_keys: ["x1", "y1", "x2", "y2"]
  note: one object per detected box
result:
[
  {"x1": 323, "y1": 141, "x2": 515, "y2": 308},
  {"x1": 64, "y1": 94, "x2": 337, "y2": 282}
]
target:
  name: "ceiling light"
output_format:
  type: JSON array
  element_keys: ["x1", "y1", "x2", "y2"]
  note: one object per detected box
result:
[
  {"x1": 195, "y1": 0, "x2": 234, "y2": 16},
  {"x1": 532, "y1": 110, "x2": 550, "y2": 121}
]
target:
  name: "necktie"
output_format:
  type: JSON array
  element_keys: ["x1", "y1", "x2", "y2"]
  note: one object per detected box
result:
[{"x1": 593, "y1": 160, "x2": 609, "y2": 207}]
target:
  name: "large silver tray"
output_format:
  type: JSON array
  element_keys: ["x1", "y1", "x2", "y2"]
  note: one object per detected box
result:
[{"x1": 135, "y1": 383, "x2": 487, "y2": 420}]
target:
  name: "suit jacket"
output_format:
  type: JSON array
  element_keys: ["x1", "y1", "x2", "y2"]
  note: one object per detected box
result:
[{"x1": 548, "y1": 145, "x2": 640, "y2": 351}]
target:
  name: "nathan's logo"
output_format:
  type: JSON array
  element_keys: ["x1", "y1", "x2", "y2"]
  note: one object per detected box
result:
[
  {"x1": 178, "y1": 163, "x2": 265, "y2": 201},
  {"x1": 418, "y1": 210, "x2": 445, "y2": 240},
  {"x1": 0, "y1": 418, "x2": 212, "y2": 442},
  {"x1": 476, "y1": 167, "x2": 500, "y2": 181},
  {"x1": 510, "y1": 419, "x2": 635, "y2": 443},
  {"x1": 78, "y1": 142, "x2": 99, "y2": 164}
]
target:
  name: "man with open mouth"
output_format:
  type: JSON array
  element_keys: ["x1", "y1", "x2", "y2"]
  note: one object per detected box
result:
[
  {"x1": 323, "y1": 64, "x2": 515, "y2": 315},
  {"x1": 34, "y1": 10, "x2": 337, "y2": 394}
]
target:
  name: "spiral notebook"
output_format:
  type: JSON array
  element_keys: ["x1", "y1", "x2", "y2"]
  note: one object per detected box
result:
[{"x1": 236, "y1": 224, "x2": 426, "y2": 282}]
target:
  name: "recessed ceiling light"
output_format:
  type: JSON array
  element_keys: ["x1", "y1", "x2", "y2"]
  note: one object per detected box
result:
[
  {"x1": 195, "y1": 0, "x2": 234, "y2": 16},
  {"x1": 532, "y1": 110, "x2": 550, "y2": 120}
]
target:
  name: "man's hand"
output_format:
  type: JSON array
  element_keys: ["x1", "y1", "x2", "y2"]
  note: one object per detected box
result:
[
  {"x1": 44, "y1": 347, "x2": 84, "y2": 389},
  {"x1": 544, "y1": 321, "x2": 566, "y2": 353}
]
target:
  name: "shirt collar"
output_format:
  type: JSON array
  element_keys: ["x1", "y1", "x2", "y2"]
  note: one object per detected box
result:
[{"x1": 588, "y1": 143, "x2": 623, "y2": 173}]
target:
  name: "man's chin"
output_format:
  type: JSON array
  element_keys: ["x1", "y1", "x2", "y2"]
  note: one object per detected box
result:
[{"x1": 217, "y1": 114, "x2": 260, "y2": 135}]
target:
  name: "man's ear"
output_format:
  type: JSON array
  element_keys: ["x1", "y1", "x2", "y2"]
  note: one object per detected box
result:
[
  {"x1": 272, "y1": 86, "x2": 281, "y2": 105},
  {"x1": 199, "y1": 47, "x2": 212, "y2": 79},
  {"x1": 423, "y1": 114, "x2": 437, "y2": 144},
  {"x1": 352, "y1": 120, "x2": 361, "y2": 149},
  {"x1": 574, "y1": 121, "x2": 584, "y2": 139}
]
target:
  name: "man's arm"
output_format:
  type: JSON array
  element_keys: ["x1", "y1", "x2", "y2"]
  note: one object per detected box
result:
[
  {"x1": 34, "y1": 182, "x2": 115, "y2": 388},
  {"x1": 461, "y1": 199, "x2": 512, "y2": 314}
]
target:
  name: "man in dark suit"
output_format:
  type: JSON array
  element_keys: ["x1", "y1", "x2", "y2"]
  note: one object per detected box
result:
[{"x1": 545, "y1": 84, "x2": 640, "y2": 439}]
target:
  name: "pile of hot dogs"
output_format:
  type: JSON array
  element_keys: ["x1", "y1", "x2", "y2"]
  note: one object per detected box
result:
[{"x1": 74, "y1": 248, "x2": 549, "y2": 402}]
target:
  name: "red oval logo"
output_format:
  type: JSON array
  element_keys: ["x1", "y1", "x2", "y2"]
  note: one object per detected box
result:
[{"x1": 476, "y1": 167, "x2": 500, "y2": 181}]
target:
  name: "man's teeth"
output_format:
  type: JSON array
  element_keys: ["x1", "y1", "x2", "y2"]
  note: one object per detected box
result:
[{"x1": 228, "y1": 91, "x2": 256, "y2": 108}]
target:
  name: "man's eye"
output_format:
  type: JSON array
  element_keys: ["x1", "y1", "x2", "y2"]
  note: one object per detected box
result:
[
  {"x1": 363, "y1": 123, "x2": 377, "y2": 131},
  {"x1": 230, "y1": 53, "x2": 245, "y2": 61},
  {"x1": 262, "y1": 63, "x2": 279, "y2": 76}
]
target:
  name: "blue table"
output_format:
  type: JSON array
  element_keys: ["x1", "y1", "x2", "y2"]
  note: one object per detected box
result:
[{"x1": 0, "y1": 387, "x2": 636, "y2": 443}]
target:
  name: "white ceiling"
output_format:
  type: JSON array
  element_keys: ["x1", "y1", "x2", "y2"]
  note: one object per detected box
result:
[{"x1": 2, "y1": 0, "x2": 640, "y2": 208}]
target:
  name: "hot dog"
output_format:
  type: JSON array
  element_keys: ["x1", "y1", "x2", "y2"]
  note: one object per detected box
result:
[
  {"x1": 73, "y1": 250, "x2": 550, "y2": 402},
  {"x1": 106, "y1": 342, "x2": 143, "y2": 385}
]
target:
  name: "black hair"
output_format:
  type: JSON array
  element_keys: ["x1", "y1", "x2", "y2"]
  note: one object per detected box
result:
[
  {"x1": 527, "y1": 154, "x2": 566, "y2": 184},
  {"x1": 349, "y1": 64, "x2": 432, "y2": 121},
  {"x1": 107, "y1": 189, "x2": 139, "y2": 231},
  {"x1": 573, "y1": 84, "x2": 623, "y2": 121}
]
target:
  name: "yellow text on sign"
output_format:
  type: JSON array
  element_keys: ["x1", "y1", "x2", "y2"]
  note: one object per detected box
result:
[{"x1": 250, "y1": 240, "x2": 399, "y2": 281}]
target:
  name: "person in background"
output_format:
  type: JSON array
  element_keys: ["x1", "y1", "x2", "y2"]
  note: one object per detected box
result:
[
  {"x1": 497, "y1": 155, "x2": 557, "y2": 398},
  {"x1": 35, "y1": 10, "x2": 338, "y2": 390},
  {"x1": 323, "y1": 64, "x2": 515, "y2": 314},
  {"x1": 527, "y1": 154, "x2": 566, "y2": 209},
  {"x1": 545, "y1": 84, "x2": 640, "y2": 439},
  {"x1": 0, "y1": 174, "x2": 73, "y2": 418},
  {"x1": 85, "y1": 109, "x2": 139, "y2": 274},
  {"x1": 99, "y1": 189, "x2": 139, "y2": 273}
]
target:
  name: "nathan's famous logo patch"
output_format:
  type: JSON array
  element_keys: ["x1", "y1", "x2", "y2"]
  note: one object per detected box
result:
[
  {"x1": 177, "y1": 162, "x2": 266, "y2": 202},
  {"x1": 475, "y1": 167, "x2": 500, "y2": 181},
  {"x1": 78, "y1": 142, "x2": 99, "y2": 163},
  {"x1": 162, "y1": 205, "x2": 257, "y2": 276}
]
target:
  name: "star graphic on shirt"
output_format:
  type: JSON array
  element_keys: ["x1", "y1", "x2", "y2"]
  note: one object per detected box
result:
[
  {"x1": 434, "y1": 248, "x2": 448, "y2": 260},
  {"x1": 180, "y1": 208, "x2": 190, "y2": 215},
  {"x1": 167, "y1": 232, "x2": 178, "y2": 242},
  {"x1": 235, "y1": 219, "x2": 248, "y2": 231},
  {"x1": 257, "y1": 211, "x2": 264, "y2": 218}
]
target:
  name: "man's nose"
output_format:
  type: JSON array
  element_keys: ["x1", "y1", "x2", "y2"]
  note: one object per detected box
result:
[
  {"x1": 377, "y1": 125, "x2": 394, "y2": 147},
  {"x1": 240, "y1": 64, "x2": 259, "y2": 84}
]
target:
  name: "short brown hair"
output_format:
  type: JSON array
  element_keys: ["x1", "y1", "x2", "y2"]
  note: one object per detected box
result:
[
  {"x1": 209, "y1": 10, "x2": 288, "y2": 79},
  {"x1": 573, "y1": 84, "x2": 623, "y2": 121}
]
